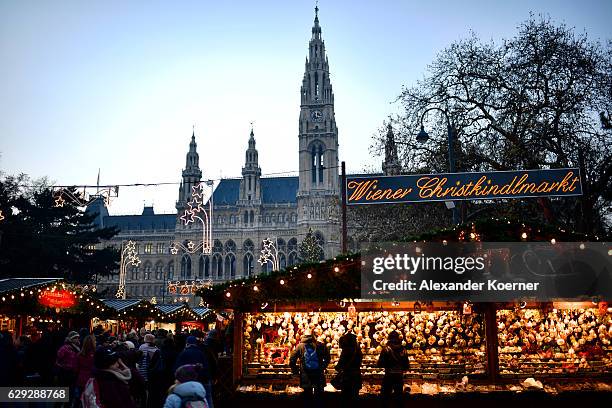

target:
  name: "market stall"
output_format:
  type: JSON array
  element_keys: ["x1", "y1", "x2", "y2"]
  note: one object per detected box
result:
[
  {"x1": 199, "y1": 219, "x2": 612, "y2": 401},
  {"x1": 0, "y1": 277, "x2": 108, "y2": 337}
]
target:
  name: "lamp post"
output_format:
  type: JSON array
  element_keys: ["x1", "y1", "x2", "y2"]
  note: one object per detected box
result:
[{"x1": 417, "y1": 108, "x2": 460, "y2": 224}]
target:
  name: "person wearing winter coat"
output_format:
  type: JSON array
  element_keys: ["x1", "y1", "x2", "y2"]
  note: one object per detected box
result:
[
  {"x1": 138, "y1": 333, "x2": 159, "y2": 383},
  {"x1": 377, "y1": 330, "x2": 409, "y2": 408},
  {"x1": 56, "y1": 331, "x2": 81, "y2": 402},
  {"x1": 289, "y1": 331, "x2": 330, "y2": 405},
  {"x1": 75, "y1": 335, "x2": 96, "y2": 399},
  {"x1": 174, "y1": 336, "x2": 213, "y2": 408},
  {"x1": 162, "y1": 364, "x2": 208, "y2": 408},
  {"x1": 335, "y1": 332, "x2": 362, "y2": 403},
  {"x1": 83, "y1": 347, "x2": 138, "y2": 408},
  {"x1": 148, "y1": 337, "x2": 179, "y2": 408}
]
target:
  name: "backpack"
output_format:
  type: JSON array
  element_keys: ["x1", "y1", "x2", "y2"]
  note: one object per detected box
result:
[
  {"x1": 303, "y1": 344, "x2": 320, "y2": 371},
  {"x1": 138, "y1": 352, "x2": 151, "y2": 381},
  {"x1": 81, "y1": 377, "x2": 102, "y2": 408},
  {"x1": 149, "y1": 350, "x2": 165, "y2": 377},
  {"x1": 174, "y1": 393, "x2": 209, "y2": 408}
]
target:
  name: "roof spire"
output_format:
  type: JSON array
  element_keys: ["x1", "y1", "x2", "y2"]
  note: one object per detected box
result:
[
  {"x1": 312, "y1": 1, "x2": 321, "y2": 38},
  {"x1": 192, "y1": 124, "x2": 195, "y2": 139}
]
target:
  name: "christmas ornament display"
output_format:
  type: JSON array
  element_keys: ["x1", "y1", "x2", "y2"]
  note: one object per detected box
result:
[{"x1": 242, "y1": 310, "x2": 486, "y2": 379}]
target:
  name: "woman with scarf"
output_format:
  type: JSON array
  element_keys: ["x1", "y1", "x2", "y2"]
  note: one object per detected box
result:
[
  {"x1": 377, "y1": 330, "x2": 409, "y2": 408},
  {"x1": 85, "y1": 347, "x2": 138, "y2": 408}
]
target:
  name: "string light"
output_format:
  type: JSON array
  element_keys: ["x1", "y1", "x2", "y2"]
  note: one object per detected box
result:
[
  {"x1": 0, "y1": 210, "x2": 4, "y2": 222},
  {"x1": 253, "y1": 285, "x2": 259, "y2": 292},
  {"x1": 550, "y1": 238, "x2": 556, "y2": 244},
  {"x1": 333, "y1": 266, "x2": 340, "y2": 273},
  {"x1": 307, "y1": 273, "x2": 312, "y2": 279},
  {"x1": 521, "y1": 232, "x2": 528, "y2": 239},
  {"x1": 279, "y1": 279, "x2": 285, "y2": 285}
]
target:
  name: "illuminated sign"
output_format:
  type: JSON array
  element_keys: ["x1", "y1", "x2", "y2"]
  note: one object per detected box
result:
[
  {"x1": 39, "y1": 289, "x2": 77, "y2": 309},
  {"x1": 346, "y1": 168, "x2": 582, "y2": 205},
  {"x1": 167, "y1": 280, "x2": 213, "y2": 295}
]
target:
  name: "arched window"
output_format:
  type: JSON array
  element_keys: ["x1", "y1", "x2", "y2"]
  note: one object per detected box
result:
[
  {"x1": 155, "y1": 262, "x2": 163, "y2": 280},
  {"x1": 243, "y1": 239, "x2": 254, "y2": 252},
  {"x1": 167, "y1": 262, "x2": 174, "y2": 280},
  {"x1": 277, "y1": 238, "x2": 286, "y2": 252},
  {"x1": 213, "y1": 240, "x2": 223, "y2": 253},
  {"x1": 288, "y1": 238, "x2": 298, "y2": 252},
  {"x1": 225, "y1": 240, "x2": 236, "y2": 253},
  {"x1": 130, "y1": 266, "x2": 139, "y2": 281},
  {"x1": 180, "y1": 255, "x2": 192, "y2": 279},
  {"x1": 279, "y1": 253, "x2": 287, "y2": 270},
  {"x1": 143, "y1": 262, "x2": 152, "y2": 280},
  {"x1": 249, "y1": 210, "x2": 254, "y2": 224},
  {"x1": 212, "y1": 254, "x2": 222, "y2": 280},
  {"x1": 310, "y1": 142, "x2": 324, "y2": 184},
  {"x1": 224, "y1": 254, "x2": 236, "y2": 279},
  {"x1": 198, "y1": 255, "x2": 209, "y2": 279},
  {"x1": 243, "y1": 253, "x2": 254, "y2": 277},
  {"x1": 271, "y1": 213, "x2": 277, "y2": 224},
  {"x1": 243, "y1": 212, "x2": 248, "y2": 225},
  {"x1": 288, "y1": 252, "x2": 298, "y2": 266}
]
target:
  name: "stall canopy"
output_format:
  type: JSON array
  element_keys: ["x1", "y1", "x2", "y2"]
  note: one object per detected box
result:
[
  {"x1": 0, "y1": 278, "x2": 63, "y2": 296},
  {"x1": 192, "y1": 307, "x2": 213, "y2": 318},
  {"x1": 155, "y1": 304, "x2": 204, "y2": 322}
]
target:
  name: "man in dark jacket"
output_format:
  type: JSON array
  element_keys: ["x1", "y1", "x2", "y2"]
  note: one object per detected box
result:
[
  {"x1": 377, "y1": 330, "x2": 409, "y2": 408},
  {"x1": 289, "y1": 331, "x2": 330, "y2": 406}
]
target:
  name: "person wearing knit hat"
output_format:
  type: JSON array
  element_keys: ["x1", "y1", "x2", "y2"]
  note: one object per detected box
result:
[
  {"x1": 82, "y1": 348, "x2": 138, "y2": 408},
  {"x1": 162, "y1": 364, "x2": 207, "y2": 408},
  {"x1": 55, "y1": 330, "x2": 81, "y2": 401}
]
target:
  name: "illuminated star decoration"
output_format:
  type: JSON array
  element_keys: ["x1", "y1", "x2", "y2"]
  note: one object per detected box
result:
[
  {"x1": 54, "y1": 194, "x2": 66, "y2": 208},
  {"x1": 187, "y1": 241, "x2": 196, "y2": 251},
  {"x1": 170, "y1": 243, "x2": 179, "y2": 255},
  {"x1": 257, "y1": 237, "x2": 279, "y2": 270}
]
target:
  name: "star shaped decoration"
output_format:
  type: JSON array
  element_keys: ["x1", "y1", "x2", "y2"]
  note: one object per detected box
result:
[
  {"x1": 262, "y1": 238, "x2": 273, "y2": 248},
  {"x1": 54, "y1": 195, "x2": 66, "y2": 208},
  {"x1": 187, "y1": 199, "x2": 204, "y2": 214},
  {"x1": 0, "y1": 210, "x2": 4, "y2": 222},
  {"x1": 125, "y1": 241, "x2": 136, "y2": 252},
  {"x1": 187, "y1": 241, "x2": 196, "y2": 251},
  {"x1": 170, "y1": 244, "x2": 179, "y2": 255},
  {"x1": 190, "y1": 184, "x2": 205, "y2": 200},
  {"x1": 131, "y1": 258, "x2": 141, "y2": 267},
  {"x1": 180, "y1": 209, "x2": 195, "y2": 225},
  {"x1": 261, "y1": 248, "x2": 272, "y2": 258},
  {"x1": 257, "y1": 255, "x2": 268, "y2": 266}
]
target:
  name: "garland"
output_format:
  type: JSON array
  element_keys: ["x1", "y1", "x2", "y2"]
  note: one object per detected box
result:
[{"x1": 199, "y1": 217, "x2": 599, "y2": 310}]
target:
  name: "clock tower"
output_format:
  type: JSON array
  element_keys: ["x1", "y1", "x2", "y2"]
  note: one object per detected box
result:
[{"x1": 297, "y1": 6, "x2": 340, "y2": 258}]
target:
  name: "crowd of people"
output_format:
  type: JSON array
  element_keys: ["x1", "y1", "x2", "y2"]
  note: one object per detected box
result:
[{"x1": 0, "y1": 325, "x2": 227, "y2": 408}]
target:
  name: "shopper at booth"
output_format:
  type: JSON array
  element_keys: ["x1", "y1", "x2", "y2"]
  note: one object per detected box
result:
[
  {"x1": 335, "y1": 332, "x2": 363, "y2": 403},
  {"x1": 377, "y1": 330, "x2": 409, "y2": 408},
  {"x1": 289, "y1": 330, "x2": 330, "y2": 406}
]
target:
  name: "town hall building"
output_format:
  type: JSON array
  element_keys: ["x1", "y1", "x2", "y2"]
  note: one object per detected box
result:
[{"x1": 90, "y1": 7, "x2": 401, "y2": 302}]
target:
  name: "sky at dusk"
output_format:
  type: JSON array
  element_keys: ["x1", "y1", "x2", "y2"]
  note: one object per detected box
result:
[{"x1": 1, "y1": 0, "x2": 611, "y2": 215}]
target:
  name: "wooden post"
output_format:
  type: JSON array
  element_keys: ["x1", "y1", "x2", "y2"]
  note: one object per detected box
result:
[
  {"x1": 484, "y1": 303, "x2": 499, "y2": 383},
  {"x1": 232, "y1": 312, "x2": 243, "y2": 384},
  {"x1": 341, "y1": 161, "x2": 347, "y2": 253}
]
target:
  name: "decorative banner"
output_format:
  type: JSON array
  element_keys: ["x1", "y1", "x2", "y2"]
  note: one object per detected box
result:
[
  {"x1": 346, "y1": 168, "x2": 582, "y2": 205},
  {"x1": 39, "y1": 289, "x2": 77, "y2": 309}
]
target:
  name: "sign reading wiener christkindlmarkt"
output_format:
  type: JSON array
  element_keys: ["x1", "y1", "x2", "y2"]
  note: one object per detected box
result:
[{"x1": 346, "y1": 168, "x2": 582, "y2": 205}]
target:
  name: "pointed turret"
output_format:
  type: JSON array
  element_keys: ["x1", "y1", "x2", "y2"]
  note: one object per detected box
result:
[
  {"x1": 382, "y1": 123, "x2": 402, "y2": 175},
  {"x1": 239, "y1": 126, "x2": 262, "y2": 205},
  {"x1": 176, "y1": 129, "x2": 203, "y2": 211}
]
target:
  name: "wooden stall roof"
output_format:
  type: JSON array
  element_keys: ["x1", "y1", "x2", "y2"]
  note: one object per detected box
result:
[{"x1": 0, "y1": 278, "x2": 63, "y2": 294}]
